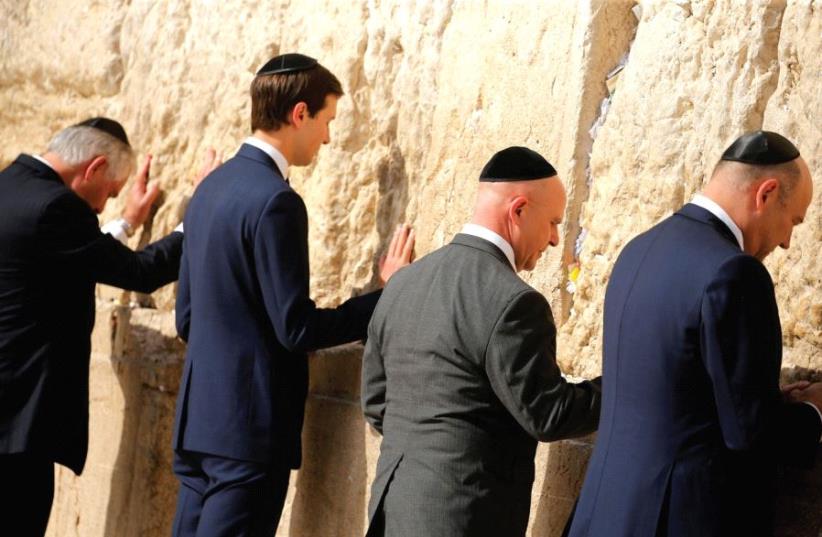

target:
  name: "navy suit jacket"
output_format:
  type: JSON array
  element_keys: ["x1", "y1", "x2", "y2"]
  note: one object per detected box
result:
[
  {"x1": 0, "y1": 155, "x2": 182, "y2": 474},
  {"x1": 173, "y1": 143, "x2": 379, "y2": 468},
  {"x1": 568, "y1": 204, "x2": 821, "y2": 537}
]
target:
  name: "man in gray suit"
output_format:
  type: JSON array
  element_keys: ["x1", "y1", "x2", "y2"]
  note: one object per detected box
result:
[{"x1": 362, "y1": 146, "x2": 602, "y2": 537}]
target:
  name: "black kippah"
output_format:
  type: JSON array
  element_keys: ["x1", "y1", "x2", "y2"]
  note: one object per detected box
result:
[
  {"x1": 74, "y1": 117, "x2": 130, "y2": 147},
  {"x1": 721, "y1": 130, "x2": 799, "y2": 165},
  {"x1": 256, "y1": 53, "x2": 318, "y2": 76},
  {"x1": 479, "y1": 146, "x2": 557, "y2": 182}
]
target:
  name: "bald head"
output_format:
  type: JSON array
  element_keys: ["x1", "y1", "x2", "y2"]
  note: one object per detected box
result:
[
  {"x1": 704, "y1": 156, "x2": 812, "y2": 260},
  {"x1": 710, "y1": 158, "x2": 802, "y2": 203},
  {"x1": 472, "y1": 176, "x2": 566, "y2": 272}
]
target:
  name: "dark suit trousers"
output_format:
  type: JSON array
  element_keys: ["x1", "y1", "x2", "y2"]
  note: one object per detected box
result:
[
  {"x1": 172, "y1": 450, "x2": 291, "y2": 537},
  {"x1": 0, "y1": 454, "x2": 54, "y2": 537}
]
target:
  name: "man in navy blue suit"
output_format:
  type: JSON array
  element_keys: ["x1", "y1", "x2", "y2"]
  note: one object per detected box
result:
[
  {"x1": 567, "y1": 131, "x2": 822, "y2": 537},
  {"x1": 171, "y1": 53, "x2": 414, "y2": 537},
  {"x1": 0, "y1": 117, "x2": 206, "y2": 537}
]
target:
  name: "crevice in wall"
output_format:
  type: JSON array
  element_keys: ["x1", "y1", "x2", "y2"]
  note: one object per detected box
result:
[
  {"x1": 746, "y1": 0, "x2": 789, "y2": 132},
  {"x1": 557, "y1": 1, "x2": 641, "y2": 325}
]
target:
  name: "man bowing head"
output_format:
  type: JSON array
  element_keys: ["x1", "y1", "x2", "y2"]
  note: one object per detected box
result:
[
  {"x1": 568, "y1": 131, "x2": 822, "y2": 537},
  {"x1": 362, "y1": 147, "x2": 602, "y2": 537}
]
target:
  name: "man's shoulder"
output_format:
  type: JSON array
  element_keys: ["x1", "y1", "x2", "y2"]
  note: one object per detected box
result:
[
  {"x1": 390, "y1": 240, "x2": 534, "y2": 301},
  {"x1": 619, "y1": 210, "x2": 743, "y2": 270},
  {"x1": 191, "y1": 154, "x2": 295, "y2": 212},
  {"x1": 0, "y1": 164, "x2": 87, "y2": 226}
]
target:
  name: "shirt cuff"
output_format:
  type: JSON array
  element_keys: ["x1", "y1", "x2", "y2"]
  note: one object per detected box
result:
[
  {"x1": 802, "y1": 401, "x2": 822, "y2": 443},
  {"x1": 101, "y1": 218, "x2": 130, "y2": 245},
  {"x1": 174, "y1": 222, "x2": 184, "y2": 234}
]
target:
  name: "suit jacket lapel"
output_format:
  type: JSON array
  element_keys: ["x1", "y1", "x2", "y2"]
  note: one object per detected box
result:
[
  {"x1": 451, "y1": 233, "x2": 515, "y2": 272},
  {"x1": 676, "y1": 203, "x2": 741, "y2": 249}
]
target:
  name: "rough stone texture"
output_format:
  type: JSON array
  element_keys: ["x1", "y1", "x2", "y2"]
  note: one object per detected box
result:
[
  {"x1": 0, "y1": 0, "x2": 817, "y2": 535},
  {"x1": 46, "y1": 303, "x2": 182, "y2": 537}
]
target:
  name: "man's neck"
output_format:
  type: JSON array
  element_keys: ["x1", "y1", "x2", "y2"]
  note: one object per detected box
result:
[
  {"x1": 469, "y1": 216, "x2": 512, "y2": 245},
  {"x1": 252, "y1": 129, "x2": 294, "y2": 165},
  {"x1": 38, "y1": 152, "x2": 74, "y2": 187}
]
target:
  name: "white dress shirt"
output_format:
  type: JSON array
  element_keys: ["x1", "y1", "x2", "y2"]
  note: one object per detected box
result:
[
  {"x1": 690, "y1": 194, "x2": 744, "y2": 250},
  {"x1": 243, "y1": 136, "x2": 290, "y2": 180},
  {"x1": 460, "y1": 223, "x2": 517, "y2": 272}
]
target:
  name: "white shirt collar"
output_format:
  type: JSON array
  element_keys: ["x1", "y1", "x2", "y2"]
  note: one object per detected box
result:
[
  {"x1": 461, "y1": 223, "x2": 517, "y2": 271},
  {"x1": 691, "y1": 194, "x2": 744, "y2": 250},
  {"x1": 32, "y1": 154, "x2": 56, "y2": 172},
  {"x1": 243, "y1": 136, "x2": 289, "y2": 180}
]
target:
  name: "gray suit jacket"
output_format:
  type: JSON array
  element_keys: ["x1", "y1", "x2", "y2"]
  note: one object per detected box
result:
[{"x1": 362, "y1": 233, "x2": 601, "y2": 537}]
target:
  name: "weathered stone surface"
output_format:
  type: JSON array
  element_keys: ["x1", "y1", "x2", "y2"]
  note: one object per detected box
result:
[
  {"x1": 1, "y1": 0, "x2": 818, "y2": 536},
  {"x1": 46, "y1": 306, "x2": 182, "y2": 537},
  {"x1": 762, "y1": 0, "x2": 822, "y2": 374}
]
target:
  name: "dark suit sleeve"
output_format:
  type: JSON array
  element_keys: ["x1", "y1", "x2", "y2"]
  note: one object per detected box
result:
[
  {"x1": 175, "y1": 239, "x2": 191, "y2": 341},
  {"x1": 253, "y1": 190, "x2": 380, "y2": 353},
  {"x1": 485, "y1": 290, "x2": 601, "y2": 442},
  {"x1": 39, "y1": 191, "x2": 182, "y2": 293},
  {"x1": 776, "y1": 403, "x2": 822, "y2": 467},
  {"x1": 362, "y1": 310, "x2": 386, "y2": 434},
  {"x1": 701, "y1": 255, "x2": 821, "y2": 462}
]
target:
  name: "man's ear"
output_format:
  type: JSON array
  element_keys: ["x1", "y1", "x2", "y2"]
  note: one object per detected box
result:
[
  {"x1": 83, "y1": 155, "x2": 108, "y2": 182},
  {"x1": 509, "y1": 196, "x2": 527, "y2": 221},
  {"x1": 290, "y1": 102, "x2": 308, "y2": 128},
  {"x1": 755, "y1": 178, "x2": 780, "y2": 210}
]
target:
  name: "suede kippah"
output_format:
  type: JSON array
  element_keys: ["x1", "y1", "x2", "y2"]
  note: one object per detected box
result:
[
  {"x1": 256, "y1": 53, "x2": 318, "y2": 76},
  {"x1": 479, "y1": 146, "x2": 557, "y2": 182},
  {"x1": 74, "y1": 117, "x2": 130, "y2": 147},
  {"x1": 721, "y1": 130, "x2": 799, "y2": 165}
]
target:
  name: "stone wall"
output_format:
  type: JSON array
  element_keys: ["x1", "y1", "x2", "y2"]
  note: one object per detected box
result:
[{"x1": 0, "y1": 0, "x2": 819, "y2": 535}]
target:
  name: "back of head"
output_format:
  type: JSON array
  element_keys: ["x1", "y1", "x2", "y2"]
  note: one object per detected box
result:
[
  {"x1": 710, "y1": 130, "x2": 803, "y2": 203},
  {"x1": 474, "y1": 146, "x2": 565, "y2": 271},
  {"x1": 250, "y1": 53, "x2": 343, "y2": 132},
  {"x1": 707, "y1": 131, "x2": 813, "y2": 260},
  {"x1": 46, "y1": 117, "x2": 135, "y2": 181}
]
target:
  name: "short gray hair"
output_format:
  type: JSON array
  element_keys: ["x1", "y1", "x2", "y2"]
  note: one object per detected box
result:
[{"x1": 47, "y1": 126, "x2": 135, "y2": 181}]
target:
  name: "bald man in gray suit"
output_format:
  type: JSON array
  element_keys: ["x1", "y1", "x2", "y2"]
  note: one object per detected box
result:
[{"x1": 362, "y1": 147, "x2": 602, "y2": 537}]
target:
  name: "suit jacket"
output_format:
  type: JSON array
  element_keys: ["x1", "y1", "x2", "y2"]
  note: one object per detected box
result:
[
  {"x1": 568, "y1": 204, "x2": 822, "y2": 537},
  {"x1": 362, "y1": 233, "x2": 601, "y2": 537},
  {"x1": 172, "y1": 143, "x2": 379, "y2": 468},
  {"x1": 0, "y1": 154, "x2": 182, "y2": 474}
]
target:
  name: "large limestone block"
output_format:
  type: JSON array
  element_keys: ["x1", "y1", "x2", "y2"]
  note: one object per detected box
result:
[
  {"x1": 763, "y1": 0, "x2": 822, "y2": 374},
  {"x1": 561, "y1": 0, "x2": 801, "y2": 377},
  {"x1": 529, "y1": 438, "x2": 595, "y2": 537},
  {"x1": 275, "y1": 344, "x2": 376, "y2": 537},
  {"x1": 46, "y1": 304, "x2": 183, "y2": 537},
  {"x1": 402, "y1": 0, "x2": 637, "y2": 312}
]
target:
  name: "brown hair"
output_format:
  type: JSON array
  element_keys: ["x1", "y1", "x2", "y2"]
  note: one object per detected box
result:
[{"x1": 250, "y1": 63, "x2": 343, "y2": 132}]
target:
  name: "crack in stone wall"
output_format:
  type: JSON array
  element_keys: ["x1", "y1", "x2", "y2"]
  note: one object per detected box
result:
[{"x1": 556, "y1": 0, "x2": 639, "y2": 325}]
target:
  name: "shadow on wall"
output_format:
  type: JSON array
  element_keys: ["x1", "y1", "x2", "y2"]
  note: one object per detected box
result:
[
  {"x1": 777, "y1": 366, "x2": 822, "y2": 537},
  {"x1": 530, "y1": 438, "x2": 595, "y2": 537},
  {"x1": 103, "y1": 315, "x2": 184, "y2": 537},
  {"x1": 369, "y1": 144, "x2": 410, "y2": 289},
  {"x1": 289, "y1": 344, "x2": 369, "y2": 537}
]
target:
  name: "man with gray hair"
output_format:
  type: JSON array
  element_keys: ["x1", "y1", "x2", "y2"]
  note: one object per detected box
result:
[{"x1": 0, "y1": 117, "x2": 214, "y2": 536}]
